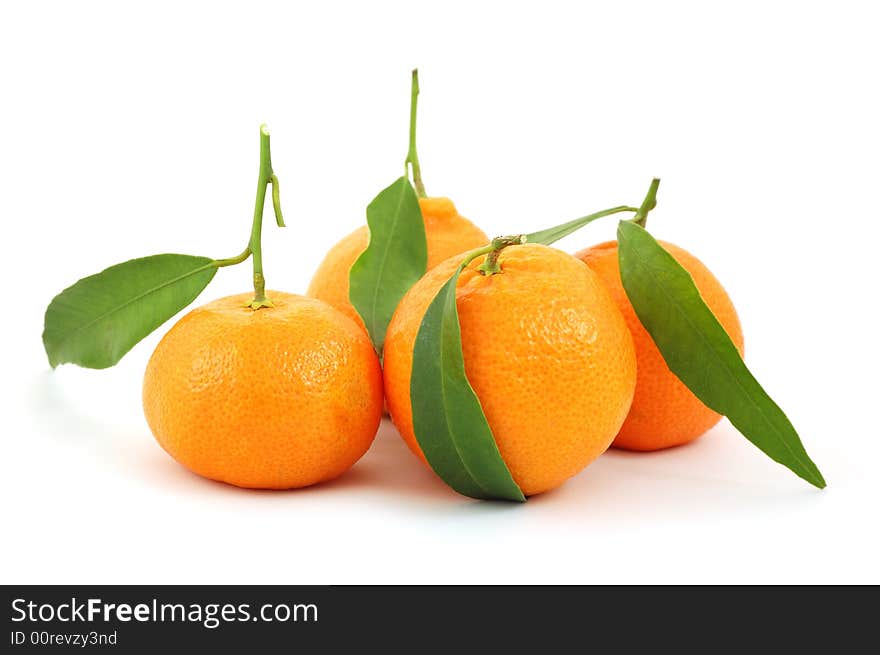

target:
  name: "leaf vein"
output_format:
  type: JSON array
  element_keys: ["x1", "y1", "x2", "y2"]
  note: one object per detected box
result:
[
  {"x1": 48, "y1": 259, "x2": 215, "y2": 350},
  {"x1": 363, "y1": 187, "x2": 409, "y2": 336}
]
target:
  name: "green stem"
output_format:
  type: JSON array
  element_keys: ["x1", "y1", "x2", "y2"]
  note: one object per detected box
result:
[
  {"x1": 270, "y1": 174, "x2": 285, "y2": 227},
  {"x1": 213, "y1": 247, "x2": 251, "y2": 268},
  {"x1": 246, "y1": 124, "x2": 284, "y2": 309},
  {"x1": 405, "y1": 69, "x2": 427, "y2": 198},
  {"x1": 632, "y1": 178, "x2": 661, "y2": 228},
  {"x1": 476, "y1": 235, "x2": 527, "y2": 276}
]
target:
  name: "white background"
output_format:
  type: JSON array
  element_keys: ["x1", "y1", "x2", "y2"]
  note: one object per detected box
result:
[{"x1": 1, "y1": 1, "x2": 878, "y2": 584}]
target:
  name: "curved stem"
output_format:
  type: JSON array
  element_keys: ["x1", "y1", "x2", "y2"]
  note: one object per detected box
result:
[
  {"x1": 476, "y1": 235, "x2": 527, "y2": 276},
  {"x1": 213, "y1": 247, "x2": 251, "y2": 268},
  {"x1": 246, "y1": 124, "x2": 284, "y2": 309},
  {"x1": 405, "y1": 69, "x2": 427, "y2": 198},
  {"x1": 270, "y1": 174, "x2": 285, "y2": 227}
]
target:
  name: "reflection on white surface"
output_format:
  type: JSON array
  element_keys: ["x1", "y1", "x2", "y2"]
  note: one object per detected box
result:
[{"x1": 23, "y1": 369, "x2": 826, "y2": 548}]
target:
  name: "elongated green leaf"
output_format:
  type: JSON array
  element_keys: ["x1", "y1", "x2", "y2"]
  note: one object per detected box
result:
[
  {"x1": 43, "y1": 254, "x2": 217, "y2": 369},
  {"x1": 350, "y1": 176, "x2": 427, "y2": 353},
  {"x1": 526, "y1": 205, "x2": 637, "y2": 246},
  {"x1": 411, "y1": 258, "x2": 525, "y2": 502},
  {"x1": 616, "y1": 221, "x2": 825, "y2": 488}
]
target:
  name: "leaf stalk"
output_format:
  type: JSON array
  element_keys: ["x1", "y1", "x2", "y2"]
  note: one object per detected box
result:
[{"x1": 213, "y1": 248, "x2": 251, "y2": 268}]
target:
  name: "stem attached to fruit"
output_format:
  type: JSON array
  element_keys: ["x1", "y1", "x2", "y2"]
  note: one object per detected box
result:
[
  {"x1": 405, "y1": 69, "x2": 427, "y2": 198},
  {"x1": 632, "y1": 178, "x2": 661, "y2": 228},
  {"x1": 246, "y1": 125, "x2": 285, "y2": 309},
  {"x1": 475, "y1": 235, "x2": 527, "y2": 276}
]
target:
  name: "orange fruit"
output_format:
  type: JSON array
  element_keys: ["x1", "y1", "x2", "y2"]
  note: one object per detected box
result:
[
  {"x1": 576, "y1": 240, "x2": 744, "y2": 451},
  {"x1": 383, "y1": 244, "x2": 637, "y2": 496},
  {"x1": 307, "y1": 196, "x2": 488, "y2": 328},
  {"x1": 143, "y1": 291, "x2": 383, "y2": 489}
]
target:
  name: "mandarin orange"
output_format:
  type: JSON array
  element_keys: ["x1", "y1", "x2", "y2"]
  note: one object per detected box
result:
[
  {"x1": 307, "y1": 196, "x2": 487, "y2": 328},
  {"x1": 383, "y1": 244, "x2": 637, "y2": 496},
  {"x1": 576, "y1": 240, "x2": 744, "y2": 450},
  {"x1": 143, "y1": 291, "x2": 383, "y2": 489}
]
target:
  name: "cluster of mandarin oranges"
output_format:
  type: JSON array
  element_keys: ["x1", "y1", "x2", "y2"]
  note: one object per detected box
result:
[{"x1": 143, "y1": 187, "x2": 742, "y2": 497}]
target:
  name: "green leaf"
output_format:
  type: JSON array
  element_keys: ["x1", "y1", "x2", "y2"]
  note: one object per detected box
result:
[
  {"x1": 526, "y1": 205, "x2": 637, "y2": 246},
  {"x1": 616, "y1": 221, "x2": 826, "y2": 488},
  {"x1": 350, "y1": 176, "x2": 427, "y2": 353},
  {"x1": 43, "y1": 254, "x2": 217, "y2": 369},
  {"x1": 410, "y1": 255, "x2": 526, "y2": 502}
]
